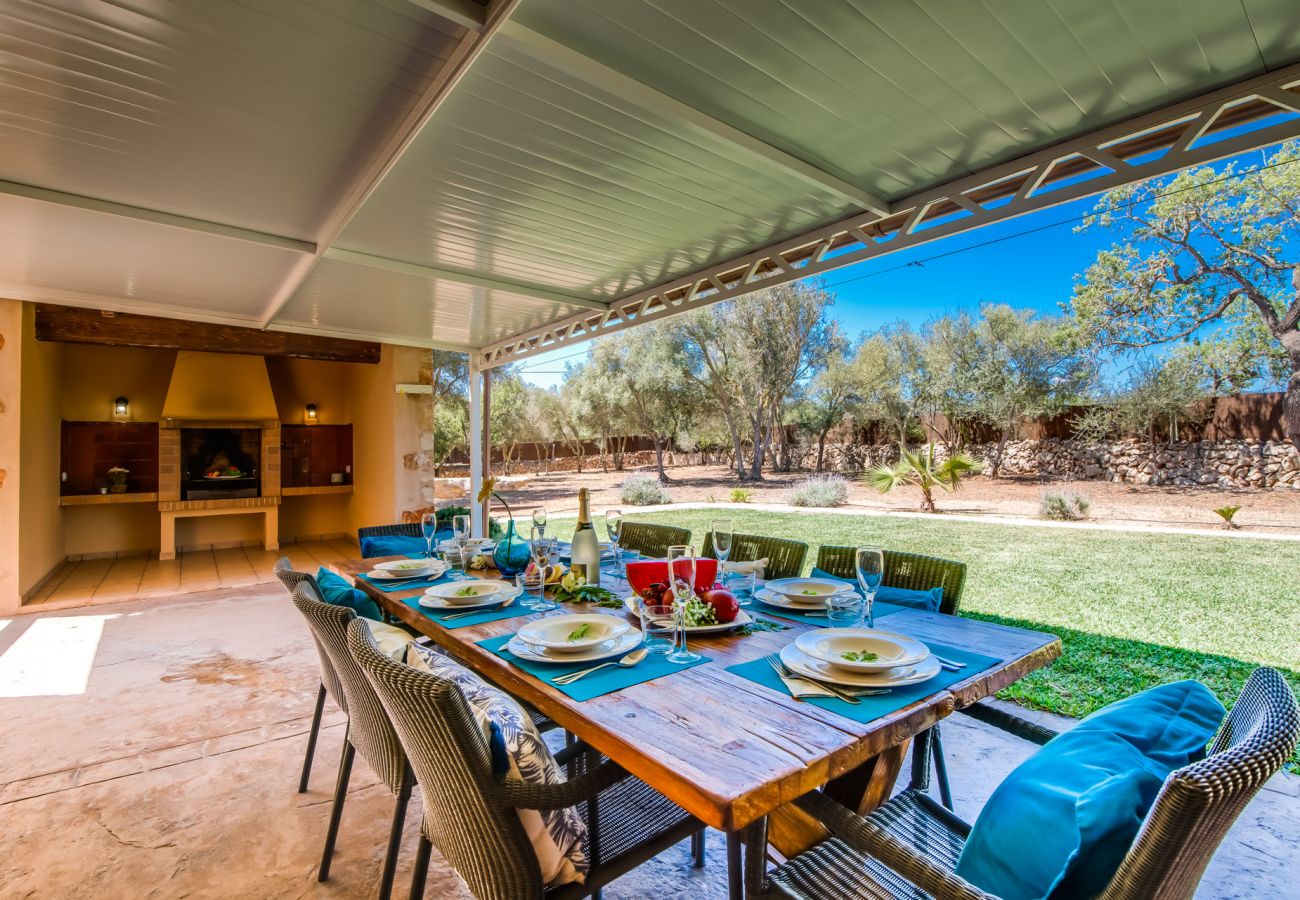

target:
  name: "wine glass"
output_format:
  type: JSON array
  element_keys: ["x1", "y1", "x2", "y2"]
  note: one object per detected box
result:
[
  {"x1": 711, "y1": 519, "x2": 733, "y2": 585},
  {"x1": 604, "y1": 508, "x2": 623, "y2": 579},
  {"x1": 855, "y1": 547, "x2": 885, "y2": 629},
  {"x1": 666, "y1": 546, "x2": 700, "y2": 664},
  {"x1": 421, "y1": 512, "x2": 438, "y2": 559},
  {"x1": 532, "y1": 507, "x2": 548, "y2": 540}
]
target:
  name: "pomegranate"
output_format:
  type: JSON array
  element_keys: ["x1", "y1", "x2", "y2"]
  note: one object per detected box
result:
[{"x1": 700, "y1": 585, "x2": 739, "y2": 624}]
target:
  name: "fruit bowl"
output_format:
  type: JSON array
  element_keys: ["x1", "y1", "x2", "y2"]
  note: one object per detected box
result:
[{"x1": 625, "y1": 558, "x2": 718, "y2": 598}]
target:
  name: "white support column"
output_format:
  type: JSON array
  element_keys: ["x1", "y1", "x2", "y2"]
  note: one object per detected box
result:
[{"x1": 468, "y1": 356, "x2": 485, "y2": 538}]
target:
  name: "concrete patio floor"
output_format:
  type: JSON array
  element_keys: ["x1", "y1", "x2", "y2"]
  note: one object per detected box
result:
[{"x1": 1, "y1": 586, "x2": 1294, "y2": 899}]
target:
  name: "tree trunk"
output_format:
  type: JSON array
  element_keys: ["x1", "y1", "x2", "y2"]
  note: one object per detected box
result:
[
  {"x1": 816, "y1": 429, "x2": 829, "y2": 472},
  {"x1": 989, "y1": 429, "x2": 1009, "y2": 478},
  {"x1": 615, "y1": 436, "x2": 626, "y2": 471},
  {"x1": 748, "y1": 415, "x2": 767, "y2": 481},
  {"x1": 1282, "y1": 330, "x2": 1300, "y2": 452},
  {"x1": 920, "y1": 484, "x2": 936, "y2": 513},
  {"x1": 722, "y1": 415, "x2": 747, "y2": 479},
  {"x1": 653, "y1": 436, "x2": 670, "y2": 483}
]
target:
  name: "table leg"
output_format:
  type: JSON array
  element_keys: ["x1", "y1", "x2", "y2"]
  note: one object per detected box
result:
[
  {"x1": 824, "y1": 737, "x2": 911, "y2": 815},
  {"x1": 726, "y1": 829, "x2": 743, "y2": 900}
]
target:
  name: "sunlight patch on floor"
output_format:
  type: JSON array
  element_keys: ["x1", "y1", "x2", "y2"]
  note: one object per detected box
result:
[{"x1": 0, "y1": 615, "x2": 117, "y2": 698}]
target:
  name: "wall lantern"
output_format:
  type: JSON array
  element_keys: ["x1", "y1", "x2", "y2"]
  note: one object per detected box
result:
[
  {"x1": 305, "y1": 403, "x2": 318, "y2": 422},
  {"x1": 113, "y1": 396, "x2": 129, "y2": 418}
]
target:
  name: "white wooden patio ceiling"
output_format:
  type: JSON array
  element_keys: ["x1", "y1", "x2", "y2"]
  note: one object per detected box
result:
[{"x1": 4, "y1": 0, "x2": 1300, "y2": 363}]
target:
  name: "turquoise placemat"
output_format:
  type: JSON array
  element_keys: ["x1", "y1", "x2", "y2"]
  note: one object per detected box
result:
[
  {"x1": 725, "y1": 642, "x2": 999, "y2": 724},
  {"x1": 755, "y1": 599, "x2": 908, "y2": 626},
  {"x1": 400, "y1": 594, "x2": 532, "y2": 630},
  {"x1": 477, "y1": 633, "x2": 711, "y2": 702},
  {"x1": 358, "y1": 571, "x2": 459, "y2": 594}
]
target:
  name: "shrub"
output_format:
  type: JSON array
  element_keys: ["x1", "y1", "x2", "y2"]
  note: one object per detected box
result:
[
  {"x1": 1212, "y1": 505, "x2": 1242, "y2": 529},
  {"x1": 620, "y1": 474, "x2": 671, "y2": 506},
  {"x1": 730, "y1": 488, "x2": 753, "y2": 504},
  {"x1": 867, "y1": 444, "x2": 980, "y2": 513},
  {"x1": 1039, "y1": 492, "x2": 1092, "y2": 521},
  {"x1": 787, "y1": 474, "x2": 849, "y2": 508}
]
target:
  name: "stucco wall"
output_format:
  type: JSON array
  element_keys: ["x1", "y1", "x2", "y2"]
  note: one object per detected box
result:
[{"x1": 18, "y1": 304, "x2": 64, "y2": 598}]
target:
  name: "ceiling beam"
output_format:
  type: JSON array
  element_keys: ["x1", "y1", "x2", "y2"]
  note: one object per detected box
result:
[
  {"x1": 497, "y1": 22, "x2": 891, "y2": 219},
  {"x1": 0, "y1": 179, "x2": 316, "y2": 255},
  {"x1": 408, "y1": 0, "x2": 486, "y2": 32},
  {"x1": 323, "y1": 247, "x2": 609, "y2": 311},
  {"x1": 35, "y1": 304, "x2": 380, "y2": 363},
  {"x1": 257, "y1": 0, "x2": 524, "y2": 329},
  {"x1": 476, "y1": 64, "x2": 1300, "y2": 368},
  {"x1": 267, "y1": 321, "x2": 475, "y2": 355}
]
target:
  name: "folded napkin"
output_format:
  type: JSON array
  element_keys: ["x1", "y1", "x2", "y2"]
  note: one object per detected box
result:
[
  {"x1": 775, "y1": 666, "x2": 842, "y2": 699},
  {"x1": 722, "y1": 558, "x2": 767, "y2": 578}
]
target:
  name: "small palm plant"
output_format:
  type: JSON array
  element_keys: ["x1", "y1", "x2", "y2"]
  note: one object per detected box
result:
[
  {"x1": 867, "y1": 444, "x2": 980, "y2": 513},
  {"x1": 1212, "y1": 505, "x2": 1242, "y2": 530}
]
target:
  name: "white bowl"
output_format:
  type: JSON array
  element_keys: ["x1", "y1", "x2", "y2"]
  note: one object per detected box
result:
[
  {"x1": 794, "y1": 629, "x2": 930, "y2": 672},
  {"x1": 423, "y1": 580, "x2": 508, "y2": 605},
  {"x1": 517, "y1": 614, "x2": 631, "y2": 653},
  {"x1": 764, "y1": 577, "x2": 854, "y2": 603},
  {"x1": 372, "y1": 559, "x2": 436, "y2": 579}
]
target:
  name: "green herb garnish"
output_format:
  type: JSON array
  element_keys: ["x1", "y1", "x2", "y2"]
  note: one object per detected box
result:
[
  {"x1": 735, "y1": 618, "x2": 788, "y2": 636},
  {"x1": 567, "y1": 623, "x2": 593, "y2": 642},
  {"x1": 553, "y1": 584, "x2": 622, "y2": 608},
  {"x1": 454, "y1": 585, "x2": 478, "y2": 597},
  {"x1": 801, "y1": 589, "x2": 819, "y2": 595},
  {"x1": 841, "y1": 650, "x2": 880, "y2": 663}
]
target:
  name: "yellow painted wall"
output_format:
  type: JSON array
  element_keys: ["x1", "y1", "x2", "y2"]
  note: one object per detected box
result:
[
  {"x1": 0, "y1": 300, "x2": 22, "y2": 612},
  {"x1": 280, "y1": 494, "x2": 352, "y2": 541},
  {"x1": 59, "y1": 344, "x2": 176, "y2": 422},
  {"x1": 18, "y1": 304, "x2": 65, "y2": 597},
  {"x1": 346, "y1": 344, "x2": 421, "y2": 532},
  {"x1": 63, "y1": 504, "x2": 161, "y2": 558},
  {"x1": 266, "y1": 356, "x2": 356, "y2": 426}
]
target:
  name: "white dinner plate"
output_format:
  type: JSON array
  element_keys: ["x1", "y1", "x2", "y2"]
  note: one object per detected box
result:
[
  {"x1": 418, "y1": 586, "x2": 522, "y2": 610},
  {"x1": 437, "y1": 538, "x2": 496, "y2": 554},
  {"x1": 622, "y1": 597, "x2": 754, "y2": 633},
  {"x1": 424, "y1": 580, "x2": 510, "y2": 604},
  {"x1": 508, "y1": 629, "x2": 643, "y2": 665},
  {"x1": 779, "y1": 643, "x2": 941, "y2": 688},
  {"x1": 794, "y1": 628, "x2": 930, "y2": 673}
]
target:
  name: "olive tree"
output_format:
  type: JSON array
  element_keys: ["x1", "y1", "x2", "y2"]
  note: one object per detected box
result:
[{"x1": 1071, "y1": 141, "x2": 1300, "y2": 449}]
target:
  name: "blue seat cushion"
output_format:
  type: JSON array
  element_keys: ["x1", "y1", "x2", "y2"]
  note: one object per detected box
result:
[
  {"x1": 954, "y1": 680, "x2": 1225, "y2": 900},
  {"x1": 809, "y1": 567, "x2": 943, "y2": 612},
  {"x1": 314, "y1": 567, "x2": 384, "y2": 622},
  {"x1": 359, "y1": 531, "x2": 450, "y2": 559}
]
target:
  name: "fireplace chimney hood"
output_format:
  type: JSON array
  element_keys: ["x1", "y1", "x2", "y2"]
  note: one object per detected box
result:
[{"x1": 161, "y1": 351, "x2": 279, "y2": 421}]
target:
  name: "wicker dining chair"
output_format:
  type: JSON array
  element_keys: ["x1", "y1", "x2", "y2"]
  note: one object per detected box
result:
[
  {"x1": 273, "y1": 557, "x2": 346, "y2": 794},
  {"x1": 346, "y1": 617, "x2": 704, "y2": 900},
  {"x1": 290, "y1": 582, "x2": 416, "y2": 900},
  {"x1": 815, "y1": 545, "x2": 968, "y2": 807},
  {"x1": 357, "y1": 522, "x2": 421, "y2": 543},
  {"x1": 617, "y1": 522, "x2": 691, "y2": 559},
  {"x1": 744, "y1": 667, "x2": 1299, "y2": 900},
  {"x1": 702, "y1": 532, "x2": 809, "y2": 581}
]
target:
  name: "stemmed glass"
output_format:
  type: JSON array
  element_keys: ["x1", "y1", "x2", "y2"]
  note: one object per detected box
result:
[
  {"x1": 711, "y1": 519, "x2": 733, "y2": 585},
  {"x1": 532, "y1": 508, "x2": 547, "y2": 541},
  {"x1": 666, "y1": 546, "x2": 701, "y2": 664},
  {"x1": 604, "y1": 508, "x2": 623, "y2": 580},
  {"x1": 854, "y1": 547, "x2": 885, "y2": 629},
  {"x1": 421, "y1": 512, "x2": 438, "y2": 560},
  {"x1": 527, "y1": 527, "x2": 557, "y2": 611}
]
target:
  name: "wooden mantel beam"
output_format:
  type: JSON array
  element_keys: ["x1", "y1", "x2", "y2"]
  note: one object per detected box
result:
[{"x1": 34, "y1": 304, "x2": 381, "y2": 364}]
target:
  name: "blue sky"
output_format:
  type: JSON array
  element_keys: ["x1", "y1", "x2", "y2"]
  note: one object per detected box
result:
[{"x1": 516, "y1": 142, "x2": 1283, "y2": 390}]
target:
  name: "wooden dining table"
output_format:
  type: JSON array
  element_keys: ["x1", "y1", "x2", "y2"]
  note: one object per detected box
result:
[{"x1": 339, "y1": 556, "x2": 1061, "y2": 899}]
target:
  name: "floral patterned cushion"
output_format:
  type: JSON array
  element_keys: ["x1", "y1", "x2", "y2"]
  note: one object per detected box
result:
[{"x1": 405, "y1": 644, "x2": 587, "y2": 886}]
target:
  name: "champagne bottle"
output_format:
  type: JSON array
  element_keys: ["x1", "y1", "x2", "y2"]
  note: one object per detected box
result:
[{"x1": 571, "y1": 488, "x2": 601, "y2": 587}]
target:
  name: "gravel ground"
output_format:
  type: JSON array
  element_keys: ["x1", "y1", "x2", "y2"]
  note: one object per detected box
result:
[{"x1": 437, "y1": 464, "x2": 1300, "y2": 535}]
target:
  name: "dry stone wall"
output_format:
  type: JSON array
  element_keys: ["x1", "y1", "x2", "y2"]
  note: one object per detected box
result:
[{"x1": 792, "y1": 438, "x2": 1300, "y2": 490}]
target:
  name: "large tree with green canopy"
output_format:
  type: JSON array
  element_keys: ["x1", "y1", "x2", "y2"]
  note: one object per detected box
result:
[{"x1": 1071, "y1": 141, "x2": 1300, "y2": 449}]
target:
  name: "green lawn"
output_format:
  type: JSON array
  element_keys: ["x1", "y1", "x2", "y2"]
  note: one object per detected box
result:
[{"x1": 555, "y1": 508, "x2": 1300, "y2": 724}]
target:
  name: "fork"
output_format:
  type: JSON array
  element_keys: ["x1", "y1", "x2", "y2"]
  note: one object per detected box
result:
[{"x1": 765, "y1": 654, "x2": 872, "y2": 704}]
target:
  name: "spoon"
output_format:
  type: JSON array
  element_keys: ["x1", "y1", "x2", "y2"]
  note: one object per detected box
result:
[{"x1": 552, "y1": 647, "x2": 648, "y2": 685}]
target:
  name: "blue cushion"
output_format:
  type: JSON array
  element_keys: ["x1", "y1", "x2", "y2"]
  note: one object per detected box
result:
[
  {"x1": 314, "y1": 568, "x2": 384, "y2": 622},
  {"x1": 955, "y1": 681, "x2": 1225, "y2": 900},
  {"x1": 359, "y1": 531, "x2": 450, "y2": 559},
  {"x1": 809, "y1": 567, "x2": 943, "y2": 612}
]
